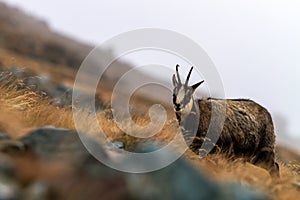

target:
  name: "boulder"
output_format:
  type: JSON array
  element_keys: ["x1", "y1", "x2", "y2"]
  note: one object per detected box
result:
[
  {"x1": 0, "y1": 154, "x2": 21, "y2": 200},
  {"x1": 0, "y1": 132, "x2": 11, "y2": 140},
  {"x1": 127, "y1": 144, "x2": 269, "y2": 200},
  {"x1": 19, "y1": 127, "x2": 107, "y2": 167}
]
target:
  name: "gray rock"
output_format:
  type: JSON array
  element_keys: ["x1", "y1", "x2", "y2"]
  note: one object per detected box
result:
[
  {"x1": 49, "y1": 85, "x2": 73, "y2": 107},
  {"x1": 15, "y1": 127, "x2": 130, "y2": 199},
  {"x1": 51, "y1": 93, "x2": 72, "y2": 107},
  {"x1": 0, "y1": 179, "x2": 21, "y2": 200},
  {"x1": 0, "y1": 132, "x2": 11, "y2": 140},
  {"x1": 0, "y1": 140, "x2": 25, "y2": 153},
  {"x1": 0, "y1": 155, "x2": 15, "y2": 178},
  {"x1": 127, "y1": 145, "x2": 268, "y2": 200},
  {"x1": 23, "y1": 76, "x2": 51, "y2": 92},
  {"x1": 23, "y1": 182, "x2": 50, "y2": 200},
  {"x1": 8, "y1": 67, "x2": 25, "y2": 78},
  {"x1": 17, "y1": 129, "x2": 269, "y2": 200},
  {"x1": 110, "y1": 141, "x2": 125, "y2": 149},
  {"x1": 19, "y1": 127, "x2": 107, "y2": 166},
  {"x1": 0, "y1": 154, "x2": 21, "y2": 200},
  {"x1": 53, "y1": 84, "x2": 69, "y2": 96}
]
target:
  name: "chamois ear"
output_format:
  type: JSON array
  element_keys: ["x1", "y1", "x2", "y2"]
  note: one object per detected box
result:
[
  {"x1": 172, "y1": 74, "x2": 178, "y2": 87},
  {"x1": 192, "y1": 80, "x2": 204, "y2": 91}
]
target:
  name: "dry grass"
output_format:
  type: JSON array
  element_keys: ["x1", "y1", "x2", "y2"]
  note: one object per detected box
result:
[
  {"x1": 0, "y1": 72, "x2": 74, "y2": 133},
  {"x1": 0, "y1": 70, "x2": 299, "y2": 200},
  {"x1": 184, "y1": 152, "x2": 300, "y2": 199}
]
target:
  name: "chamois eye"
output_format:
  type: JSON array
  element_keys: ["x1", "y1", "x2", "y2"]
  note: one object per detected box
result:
[{"x1": 174, "y1": 103, "x2": 180, "y2": 110}]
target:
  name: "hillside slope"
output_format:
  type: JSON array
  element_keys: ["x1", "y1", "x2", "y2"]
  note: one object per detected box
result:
[{"x1": 0, "y1": 2, "x2": 299, "y2": 200}]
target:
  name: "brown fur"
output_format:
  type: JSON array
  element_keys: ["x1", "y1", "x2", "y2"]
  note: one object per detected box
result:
[{"x1": 189, "y1": 98, "x2": 279, "y2": 177}]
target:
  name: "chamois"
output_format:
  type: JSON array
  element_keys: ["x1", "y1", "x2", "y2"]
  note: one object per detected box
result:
[{"x1": 172, "y1": 64, "x2": 279, "y2": 177}]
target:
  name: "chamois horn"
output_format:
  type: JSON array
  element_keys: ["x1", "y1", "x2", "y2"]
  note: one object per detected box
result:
[
  {"x1": 185, "y1": 66, "x2": 193, "y2": 86},
  {"x1": 176, "y1": 64, "x2": 181, "y2": 84}
]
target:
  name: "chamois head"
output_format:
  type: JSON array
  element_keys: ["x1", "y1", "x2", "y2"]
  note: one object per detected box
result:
[{"x1": 172, "y1": 64, "x2": 204, "y2": 121}]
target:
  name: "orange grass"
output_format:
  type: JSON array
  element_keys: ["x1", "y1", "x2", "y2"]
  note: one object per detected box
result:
[{"x1": 0, "y1": 71, "x2": 299, "y2": 200}]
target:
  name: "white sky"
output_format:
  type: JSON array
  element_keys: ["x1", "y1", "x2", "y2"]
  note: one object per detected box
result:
[{"x1": 3, "y1": 1, "x2": 300, "y2": 146}]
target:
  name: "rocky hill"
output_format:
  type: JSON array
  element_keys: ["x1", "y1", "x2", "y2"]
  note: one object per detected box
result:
[{"x1": 0, "y1": 2, "x2": 299, "y2": 200}]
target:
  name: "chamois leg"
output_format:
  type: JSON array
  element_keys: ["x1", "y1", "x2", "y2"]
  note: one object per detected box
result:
[{"x1": 252, "y1": 147, "x2": 280, "y2": 177}]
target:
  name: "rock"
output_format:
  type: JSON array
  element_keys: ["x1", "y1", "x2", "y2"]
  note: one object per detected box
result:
[
  {"x1": 51, "y1": 92, "x2": 72, "y2": 107},
  {"x1": 17, "y1": 129, "x2": 269, "y2": 200},
  {"x1": 23, "y1": 76, "x2": 51, "y2": 92},
  {"x1": 0, "y1": 154, "x2": 15, "y2": 179},
  {"x1": 23, "y1": 182, "x2": 50, "y2": 200},
  {"x1": 110, "y1": 141, "x2": 125, "y2": 149},
  {"x1": 8, "y1": 67, "x2": 25, "y2": 78},
  {"x1": 19, "y1": 127, "x2": 107, "y2": 166},
  {"x1": 0, "y1": 154, "x2": 21, "y2": 200},
  {"x1": 49, "y1": 84, "x2": 73, "y2": 107},
  {"x1": 0, "y1": 132, "x2": 11, "y2": 140},
  {"x1": 0, "y1": 140, "x2": 25, "y2": 154},
  {"x1": 53, "y1": 84, "x2": 69, "y2": 96},
  {"x1": 127, "y1": 144, "x2": 268, "y2": 200},
  {"x1": 0, "y1": 179, "x2": 21, "y2": 200},
  {"x1": 15, "y1": 127, "x2": 130, "y2": 199},
  {"x1": 18, "y1": 128, "x2": 132, "y2": 199}
]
